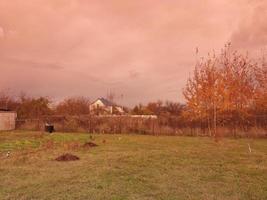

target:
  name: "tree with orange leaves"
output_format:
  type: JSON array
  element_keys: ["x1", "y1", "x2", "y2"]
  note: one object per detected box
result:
[
  {"x1": 183, "y1": 44, "x2": 259, "y2": 139},
  {"x1": 183, "y1": 52, "x2": 223, "y2": 138}
]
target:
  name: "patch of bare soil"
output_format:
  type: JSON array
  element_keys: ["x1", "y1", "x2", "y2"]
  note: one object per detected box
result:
[
  {"x1": 83, "y1": 142, "x2": 98, "y2": 148},
  {"x1": 55, "y1": 153, "x2": 80, "y2": 161}
]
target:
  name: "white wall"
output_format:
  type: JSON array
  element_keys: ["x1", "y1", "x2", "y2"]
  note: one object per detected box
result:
[
  {"x1": 0, "y1": 112, "x2": 17, "y2": 131},
  {"x1": 89, "y1": 100, "x2": 104, "y2": 110}
]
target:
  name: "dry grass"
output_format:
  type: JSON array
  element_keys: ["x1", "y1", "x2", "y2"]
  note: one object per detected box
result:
[{"x1": 0, "y1": 131, "x2": 267, "y2": 200}]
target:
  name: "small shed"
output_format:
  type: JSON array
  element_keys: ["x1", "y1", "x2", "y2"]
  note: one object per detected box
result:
[{"x1": 0, "y1": 109, "x2": 17, "y2": 131}]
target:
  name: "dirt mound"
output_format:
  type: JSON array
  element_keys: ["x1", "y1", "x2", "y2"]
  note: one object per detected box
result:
[
  {"x1": 83, "y1": 142, "x2": 98, "y2": 148},
  {"x1": 55, "y1": 153, "x2": 80, "y2": 161}
]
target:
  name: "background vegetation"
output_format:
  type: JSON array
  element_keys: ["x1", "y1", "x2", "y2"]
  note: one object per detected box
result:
[{"x1": 1, "y1": 45, "x2": 266, "y2": 138}]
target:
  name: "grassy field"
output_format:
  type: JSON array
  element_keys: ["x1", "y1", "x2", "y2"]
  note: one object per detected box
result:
[{"x1": 0, "y1": 131, "x2": 267, "y2": 200}]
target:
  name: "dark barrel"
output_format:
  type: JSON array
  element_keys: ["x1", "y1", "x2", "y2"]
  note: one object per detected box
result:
[{"x1": 45, "y1": 124, "x2": 54, "y2": 133}]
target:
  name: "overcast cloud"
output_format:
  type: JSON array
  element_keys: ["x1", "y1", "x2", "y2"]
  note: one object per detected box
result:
[{"x1": 0, "y1": 0, "x2": 266, "y2": 106}]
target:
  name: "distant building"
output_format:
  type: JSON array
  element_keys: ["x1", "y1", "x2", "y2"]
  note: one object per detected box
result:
[
  {"x1": 89, "y1": 98, "x2": 124, "y2": 114},
  {"x1": 0, "y1": 109, "x2": 17, "y2": 131}
]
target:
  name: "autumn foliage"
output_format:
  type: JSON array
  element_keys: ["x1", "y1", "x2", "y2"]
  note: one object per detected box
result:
[
  {"x1": 183, "y1": 44, "x2": 267, "y2": 138},
  {"x1": 0, "y1": 45, "x2": 266, "y2": 137}
]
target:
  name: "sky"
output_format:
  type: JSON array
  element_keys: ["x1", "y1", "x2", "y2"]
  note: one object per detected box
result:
[{"x1": 0, "y1": 0, "x2": 266, "y2": 106}]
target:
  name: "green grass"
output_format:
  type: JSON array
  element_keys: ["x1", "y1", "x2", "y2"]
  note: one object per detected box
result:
[{"x1": 0, "y1": 131, "x2": 267, "y2": 200}]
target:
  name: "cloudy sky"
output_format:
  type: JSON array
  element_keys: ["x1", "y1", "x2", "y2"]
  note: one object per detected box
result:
[{"x1": 0, "y1": 0, "x2": 266, "y2": 106}]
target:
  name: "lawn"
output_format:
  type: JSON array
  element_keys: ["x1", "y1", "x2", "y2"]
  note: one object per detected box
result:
[{"x1": 0, "y1": 131, "x2": 267, "y2": 200}]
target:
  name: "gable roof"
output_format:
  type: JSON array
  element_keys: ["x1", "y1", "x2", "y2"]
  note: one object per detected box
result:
[
  {"x1": 99, "y1": 98, "x2": 115, "y2": 106},
  {"x1": 93, "y1": 97, "x2": 116, "y2": 107},
  {"x1": 0, "y1": 108, "x2": 16, "y2": 113},
  {"x1": 0, "y1": 108, "x2": 11, "y2": 111}
]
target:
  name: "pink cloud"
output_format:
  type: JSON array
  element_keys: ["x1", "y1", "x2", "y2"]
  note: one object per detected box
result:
[{"x1": 0, "y1": 0, "x2": 265, "y2": 106}]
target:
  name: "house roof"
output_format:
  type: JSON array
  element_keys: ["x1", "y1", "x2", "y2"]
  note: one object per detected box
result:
[
  {"x1": 0, "y1": 108, "x2": 11, "y2": 111},
  {"x1": 0, "y1": 108, "x2": 16, "y2": 113},
  {"x1": 93, "y1": 97, "x2": 116, "y2": 106}
]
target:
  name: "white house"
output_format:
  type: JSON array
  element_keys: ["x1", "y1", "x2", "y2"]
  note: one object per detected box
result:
[
  {"x1": 89, "y1": 98, "x2": 124, "y2": 114},
  {"x1": 0, "y1": 109, "x2": 17, "y2": 131}
]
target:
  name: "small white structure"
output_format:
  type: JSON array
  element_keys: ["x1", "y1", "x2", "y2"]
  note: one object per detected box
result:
[
  {"x1": 0, "y1": 110, "x2": 17, "y2": 131},
  {"x1": 130, "y1": 115, "x2": 158, "y2": 119},
  {"x1": 89, "y1": 98, "x2": 124, "y2": 114}
]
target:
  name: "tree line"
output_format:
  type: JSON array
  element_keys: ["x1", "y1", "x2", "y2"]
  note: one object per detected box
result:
[
  {"x1": 0, "y1": 44, "x2": 266, "y2": 137},
  {"x1": 0, "y1": 93, "x2": 90, "y2": 118}
]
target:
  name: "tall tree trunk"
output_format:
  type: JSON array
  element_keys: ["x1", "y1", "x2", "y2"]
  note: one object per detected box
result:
[
  {"x1": 213, "y1": 103, "x2": 218, "y2": 141},
  {"x1": 207, "y1": 117, "x2": 212, "y2": 137}
]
